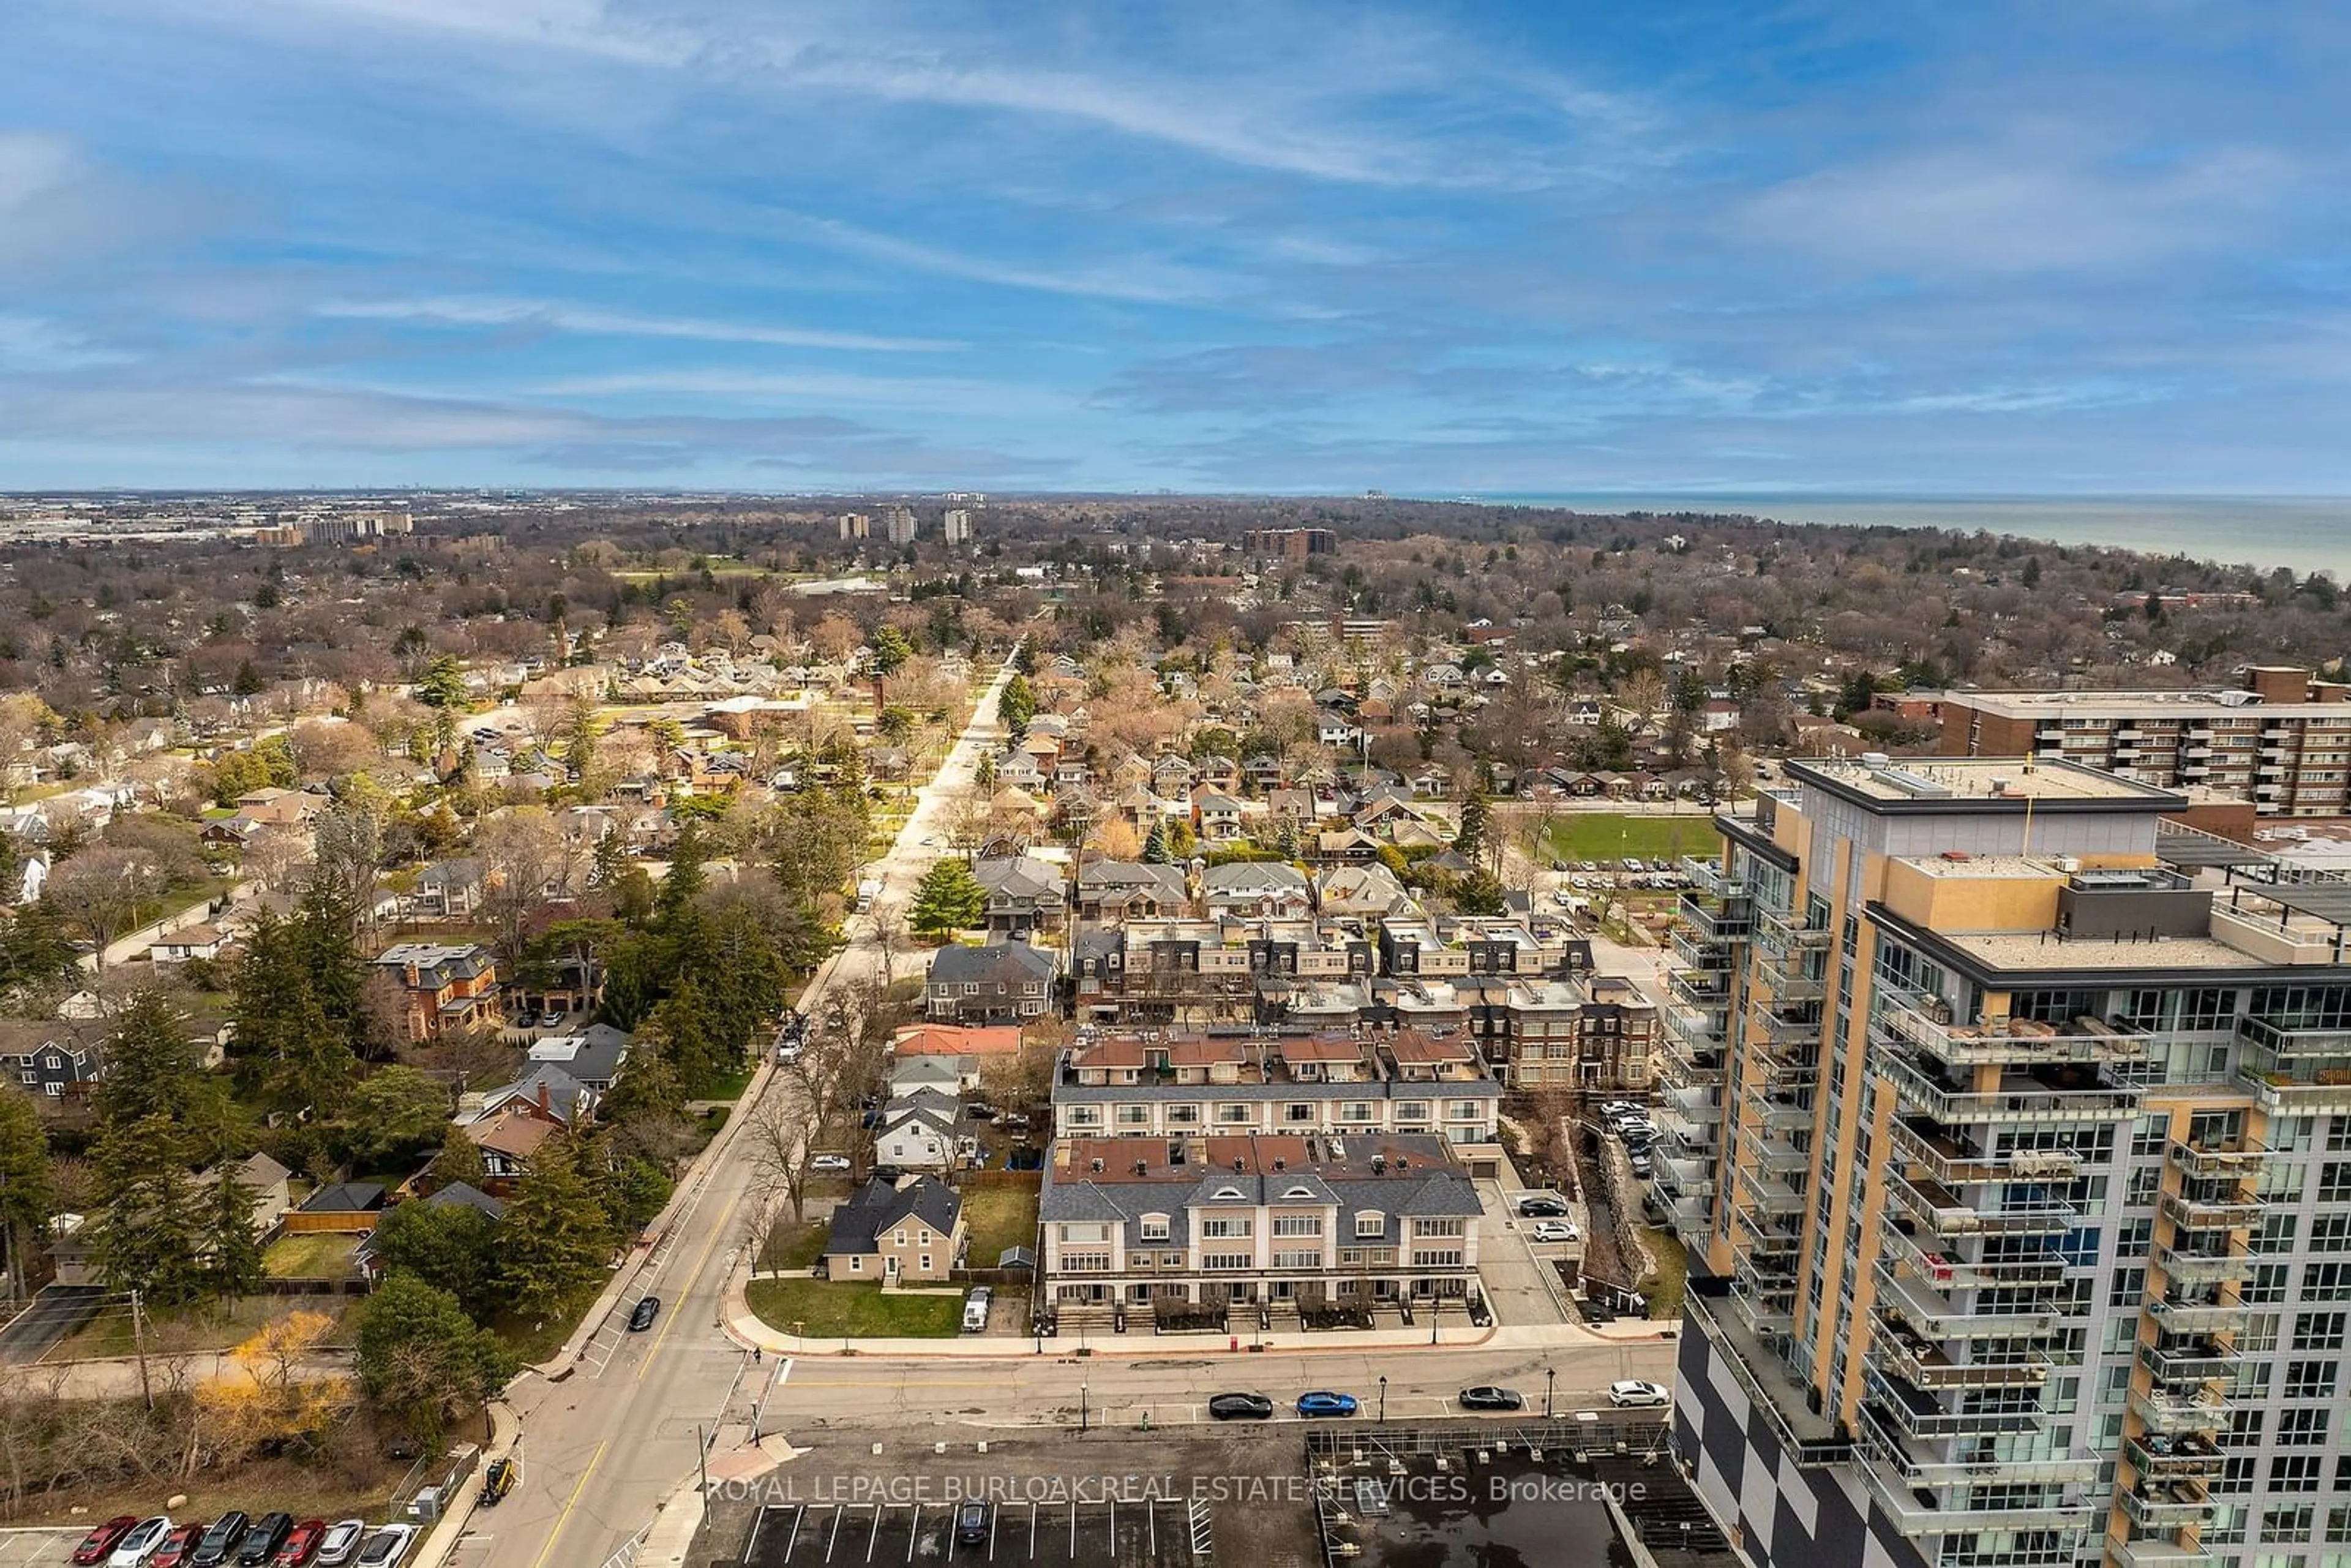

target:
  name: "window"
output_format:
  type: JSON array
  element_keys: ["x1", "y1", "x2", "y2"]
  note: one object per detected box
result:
[
  {"x1": 1445, "y1": 1099, "x2": 1480, "y2": 1120},
  {"x1": 1341, "y1": 1102, "x2": 1374, "y2": 1122},
  {"x1": 893, "y1": 1230, "x2": 907, "y2": 1247},
  {"x1": 1415, "y1": 1218, "x2": 1466, "y2": 1238},
  {"x1": 1284, "y1": 1103, "x2": 1313, "y2": 1123},
  {"x1": 2323, "y1": 1162, "x2": 2351, "y2": 1204},
  {"x1": 1201, "y1": 1217, "x2": 1252, "y2": 1239},
  {"x1": 1216, "y1": 1103, "x2": 1251, "y2": 1123},
  {"x1": 2287, "y1": 1360, "x2": 2338, "y2": 1400},
  {"x1": 1138, "y1": 1215, "x2": 1169, "y2": 1242},
  {"x1": 919, "y1": 1254, "x2": 931, "y2": 1272},
  {"x1": 1067, "y1": 1106, "x2": 1100, "y2": 1127},
  {"x1": 1202, "y1": 1253, "x2": 1250, "y2": 1270},
  {"x1": 1116, "y1": 1105, "x2": 1151, "y2": 1126},
  {"x1": 1060, "y1": 1223, "x2": 1109, "y2": 1244},
  {"x1": 2306, "y1": 1262, "x2": 2351, "y2": 1300},
  {"x1": 2273, "y1": 1454, "x2": 2324, "y2": 1492},
  {"x1": 1063, "y1": 1252, "x2": 1111, "y2": 1272},
  {"x1": 1411, "y1": 1248, "x2": 1464, "y2": 1267},
  {"x1": 849, "y1": 1256, "x2": 863, "y2": 1273},
  {"x1": 1272, "y1": 1250, "x2": 1322, "y2": 1269},
  {"x1": 1355, "y1": 1212, "x2": 1385, "y2": 1239},
  {"x1": 1166, "y1": 1105, "x2": 1201, "y2": 1125},
  {"x1": 1272, "y1": 1215, "x2": 1322, "y2": 1237},
  {"x1": 2281, "y1": 1408, "x2": 2330, "y2": 1447},
  {"x1": 2294, "y1": 1311, "x2": 2347, "y2": 1351},
  {"x1": 2264, "y1": 1504, "x2": 2317, "y2": 1544},
  {"x1": 1395, "y1": 1101, "x2": 1431, "y2": 1122}
]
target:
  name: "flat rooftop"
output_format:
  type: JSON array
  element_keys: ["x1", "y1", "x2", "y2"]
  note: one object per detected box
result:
[
  {"x1": 1939, "y1": 929, "x2": 2267, "y2": 974},
  {"x1": 1951, "y1": 689, "x2": 2351, "y2": 718},
  {"x1": 1790, "y1": 755, "x2": 2184, "y2": 809}
]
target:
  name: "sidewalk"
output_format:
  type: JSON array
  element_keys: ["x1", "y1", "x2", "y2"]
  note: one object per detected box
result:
[{"x1": 411, "y1": 1397, "x2": 522, "y2": 1568}]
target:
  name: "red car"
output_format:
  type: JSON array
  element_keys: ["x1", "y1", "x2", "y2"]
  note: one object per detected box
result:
[
  {"x1": 273, "y1": 1520, "x2": 328, "y2": 1567},
  {"x1": 150, "y1": 1522, "x2": 208, "y2": 1568},
  {"x1": 70, "y1": 1516, "x2": 139, "y2": 1566}
]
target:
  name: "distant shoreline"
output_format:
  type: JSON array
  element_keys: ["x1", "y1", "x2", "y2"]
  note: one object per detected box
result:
[{"x1": 1420, "y1": 492, "x2": 2351, "y2": 580}]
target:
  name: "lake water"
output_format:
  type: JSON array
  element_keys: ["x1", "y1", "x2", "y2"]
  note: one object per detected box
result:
[{"x1": 1439, "y1": 493, "x2": 2351, "y2": 581}]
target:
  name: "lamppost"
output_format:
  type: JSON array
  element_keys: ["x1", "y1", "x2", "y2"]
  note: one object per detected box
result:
[
  {"x1": 1080, "y1": 1381, "x2": 1089, "y2": 1435},
  {"x1": 1378, "y1": 1375, "x2": 1387, "y2": 1424},
  {"x1": 1545, "y1": 1367, "x2": 1556, "y2": 1420}
]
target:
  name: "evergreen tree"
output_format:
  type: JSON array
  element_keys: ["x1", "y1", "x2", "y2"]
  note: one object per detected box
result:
[
  {"x1": 498, "y1": 1133, "x2": 617, "y2": 1321},
  {"x1": 998, "y1": 673, "x2": 1036, "y2": 732},
  {"x1": 655, "y1": 820, "x2": 709, "y2": 926},
  {"x1": 201, "y1": 1165, "x2": 264, "y2": 1304},
  {"x1": 1455, "y1": 786, "x2": 1491, "y2": 865},
  {"x1": 90, "y1": 1110, "x2": 206, "y2": 1305},
  {"x1": 909, "y1": 860, "x2": 986, "y2": 940},
  {"x1": 358, "y1": 1272, "x2": 517, "y2": 1446},
  {"x1": 0, "y1": 1085, "x2": 51, "y2": 1299},
  {"x1": 1142, "y1": 817, "x2": 1171, "y2": 865},
  {"x1": 366, "y1": 1204, "x2": 504, "y2": 1320}
]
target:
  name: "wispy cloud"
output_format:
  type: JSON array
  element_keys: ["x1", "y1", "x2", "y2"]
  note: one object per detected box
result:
[
  {"x1": 314, "y1": 295, "x2": 962, "y2": 352},
  {"x1": 783, "y1": 213, "x2": 1239, "y2": 307}
]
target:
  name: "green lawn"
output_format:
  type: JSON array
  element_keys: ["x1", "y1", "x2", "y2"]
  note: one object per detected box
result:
[
  {"x1": 958, "y1": 1182, "x2": 1040, "y2": 1267},
  {"x1": 695, "y1": 1063, "x2": 756, "y2": 1101},
  {"x1": 492, "y1": 1280, "x2": 609, "y2": 1365},
  {"x1": 759, "y1": 1220, "x2": 830, "y2": 1272},
  {"x1": 746, "y1": 1279, "x2": 962, "y2": 1338},
  {"x1": 264, "y1": 1232, "x2": 358, "y2": 1279},
  {"x1": 1540, "y1": 813, "x2": 1712, "y2": 866},
  {"x1": 1636, "y1": 1225, "x2": 1689, "y2": 1319}
]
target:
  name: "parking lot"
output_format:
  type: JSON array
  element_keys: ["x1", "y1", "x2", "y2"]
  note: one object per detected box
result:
[
  {"x1": 740, "y1": 1501, "x2": 1198, "y2": 1568},
  {"x1": 0, "y1": 1528, "x2": 87, "y2": 1565}
]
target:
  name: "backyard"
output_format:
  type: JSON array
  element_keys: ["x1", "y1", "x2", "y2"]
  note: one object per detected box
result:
[
  {"x1": 957, "y1": 1179, "x2": 1041, "y2": 1267},
  {"x1": 264, "y1": 1233, "x2": 359, "y2": 1280},
  {"x1": 746, "y1": 1279, "x2": 962, "y2": 1338}
]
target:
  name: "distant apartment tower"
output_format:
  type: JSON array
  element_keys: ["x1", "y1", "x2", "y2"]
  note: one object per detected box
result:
[
  {"x1": 1935, "y1": 666, "x2": 2351, "y2": 817},
  {"x1": 942, "y1": 508, "x2": 972, "y2": 545},
  {"x1": 258, "y1": 509, "x2": 414, "y2": 546},
  {"x1": 1656, "y1": 753, "x2": 2351, "y2": 1568},
  {"x1": 836, "y1": 512, "x2": 871, "y2": 541},
  {"x1": 1245, "y1": 527, "x2": 1335, "y2": 560},
  {"x1": 884, "y1": 506, "x2": 918, "y2": 546}
]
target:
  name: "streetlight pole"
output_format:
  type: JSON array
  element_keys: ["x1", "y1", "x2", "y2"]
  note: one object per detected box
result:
[
  {"x1": 1080, "y1": 1381, "x2": 1089, "y2": 1435},
  {"x1": 1378, "y1": 1376, "x2": 1387, "y2": 1424},
  {"x1": 1545, "y1": 1367, "x2": 1556, "y2": 1420}
]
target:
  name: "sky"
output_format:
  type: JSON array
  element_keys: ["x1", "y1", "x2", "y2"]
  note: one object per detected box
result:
[{"x1": 2, "y1": 1, "x2": 2349, "y2": 494}]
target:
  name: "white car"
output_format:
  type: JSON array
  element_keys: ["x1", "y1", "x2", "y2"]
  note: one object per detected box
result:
[
  {"x1": 1609, "y1": 1379, "x2": 1670, "y2": 1408},
  {"x1": 357, "y1": 1523, "x2": 418, "y2": 1568},
  {"x1": 1529, "y1": 1221, "x2": 1579, "y2": 1244},
  {"x1": 108, "y1": 1517, "x2": 173, "y2": 1567},
  {"x1": 317, "y1": 1519, "x2": 369, "y2": 1567},
  {"x1": 811, "y1": 1154, "x2": 852, "y2": 1173}
]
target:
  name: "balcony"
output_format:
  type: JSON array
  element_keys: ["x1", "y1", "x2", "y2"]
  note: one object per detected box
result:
[
  {"x1": 1676, "y1": 893, "x2": 1750, "y2": 942},
  {"x1": 1873, "y1": 991, "x2": 2156, "y2": 1067},
  {"x1": 2165, "y1": 1140, "x2": 2274, "y2": 1180},
  {"x1": 2238, "y1": 1015, "x2": 2351, "y2": 1058},
  {"x1": 1888, "y1": 1116, "x2": 2082, "y2": 1185},
  {"x1": 1668, "y1": 968, "x2": 1733, "y2": 1011},
  {"x1": 1681, "y1": 857, "x2": 1745, "y2": 899},
  {"x1": 1873, "y1": 1264, "x2": 2061, "y2": 1338},
  {"x1": 2158, "y1": 1187, "x2": 2263, "y2": 1232},
  {"x1": 2140, "y1": 1336, "x2": 2238, "y2": 1386},
  {"x1": 1869, "y1": 1330, "x2": 2054, "y2": 1390},
  {"x1": 1865, "y1": 1372, "x2": 2047, "y2": 1442},
  {"x1": 1736, "y1": 1160, "x2": 1806, "y2": 1216},
  {"x1": 2110, "y1": 1539, "x2": 2217, "y2": 1568},
  {"x1": 1888, "y1": 1172, "x2": 2079, "y2": 1240},
  {"x1": 1662, "y1": 1080, "x2": 1724, "y2": 1127},
  {"x1": 2153, "y1": 1242, "x2": 2262, "y2": 1286},
  {"x1": 1873, "y1": 1050, "x2": 2142, "y2": 1125},
  {"x1": 2145, "y1": 1296, "x2": 2252, "y2": 1335},
  {"x1": 1731, "y1": 1264, "x2": 1797, "y2": 1336},
  {"x1": 1747, "y1": 1089, "x2": 1813, "y2": 1130},
  {"x1": 1655, "y1": 1023, "x2": 1725, "y2": 1087},
  {"x1": 1879, "y1": 1221, "x2": 2070, "y2": 1292},
  {"x1": 1859, "y1": 1409, "x2": 2101, "y2": 1488},
  {"x1": 1657, "y1": 1188, "x2": 1715, "y2": 1245},
  {"x1": 2118, "y1": 1480, "x2": 2213, "y2": 1531},
  {"x1": 1753, "y1": 904, "x2": 1833, "y2": 958},
  {"x1": 2129, "y1": 1384, "x2": 2227, "y2": 1437},
  {"x1": 1855, "y1": 1448, "x2": 2099, "y2": 1537},
  {"x1": 1753, "y1": 1130, "x2": 1810, "y2": 1178},
  {"x1": 1734, "y1": 1204, "x2": 1803, "y2": 1256},
  {"x1": 1669, "y1": 925, "x2": 1734, "y2": 972},
  {"x1": 2124, "y1": 1431, "x2": 2224, "y2": 1481}
]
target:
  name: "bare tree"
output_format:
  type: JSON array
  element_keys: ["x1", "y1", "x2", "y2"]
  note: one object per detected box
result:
[
  {"x1": 44, "y1": 844, "x2": 168, "y2": 967},
  {"x1": 474, "y1": 805, "x2": 582, "y2": 967},
  {"x1": 744, "y1": 1087, "x2": 820, "y2": 1227}
]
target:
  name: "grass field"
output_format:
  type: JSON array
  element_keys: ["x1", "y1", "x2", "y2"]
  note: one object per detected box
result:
[
  {"x1": 746, "y1": 1279, "x2": 962, "y2": 1338},
  {"x1": 759, "y1": 1220, "x2": 830, "y2": 1272},
  {"x1": 1635, "y1": 1225, "x2": 1688, "y2": 1318},
  {"x1": 1539, "y1": 812, "x2": 1713, "y2": 866},
  {"x1": 264, "y1": 1232, "x2": 358, "y2": 1279},
  {"x1": 958, "y1": 1181, "x2": 1040, "y2": 1267}
]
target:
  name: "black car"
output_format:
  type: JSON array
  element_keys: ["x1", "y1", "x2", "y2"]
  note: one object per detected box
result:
[
  {"x1": 190, "y1": 1514, "x2": 251, "y2": 1568},
  {"x1": 955, "y1": 1502, "x2": 989, "y2": 1545},
  {"x1": 628, "y1": 1296, "x2": 662, "y2": 1332},
  {"x1": 238, "y1": 1512, "x2": 294, "y2": 1567},
  {"x1": 1459, "y1": 1386, "x2": 1525, "y2": 1411},
  {"x1": 1515, "y1": 1196, "x2": 1571, "y2": 1218},
  {"x1": 1207, "y1": 1392, "x2": 1275, "y2": 1420}
]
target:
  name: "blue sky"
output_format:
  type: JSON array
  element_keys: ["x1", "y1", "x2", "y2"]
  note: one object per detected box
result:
[{"x1": 2, "y1": 1, "x2": 2347, "y2": 493}]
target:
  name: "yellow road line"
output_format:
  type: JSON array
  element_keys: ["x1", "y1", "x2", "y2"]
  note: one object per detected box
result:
[
  {"x1": 638, "y1": 1185, "x2": 747, "y2": 1380},
  {"x1": 528, "y1": 1436, "x2": 608, "y2": 1568}
]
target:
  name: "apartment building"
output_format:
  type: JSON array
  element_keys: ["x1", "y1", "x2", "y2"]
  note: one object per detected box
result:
[
  {"x1": 1038, "y1": 1131, "x2": 1480, "y2": 1312},
  {"x1": 1050, "y1": 1029, "x2": 1503, "y2": 1146},
  {"x1": 1659, "y1": 753, "x2": 2351, "y2": 1568},
  {"x1": 1071, "y1": 917, "x2": 1376, "y2": 1026},
  {"x1": 1934, "y1": 666, "x2": 2351, "y2": 817},
  {"x1": 942, "y1": 508, "x2": 972, "y2": 545}
]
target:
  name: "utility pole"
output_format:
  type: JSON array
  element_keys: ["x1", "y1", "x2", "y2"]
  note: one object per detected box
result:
[{"x1": 131, "y1": 1289, "x2": 154, "y2": 1411}]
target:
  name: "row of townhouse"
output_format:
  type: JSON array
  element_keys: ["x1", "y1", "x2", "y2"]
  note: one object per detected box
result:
[{"x1": 1038, "y1": 1131, "x2": 1483, "y2": 1312}]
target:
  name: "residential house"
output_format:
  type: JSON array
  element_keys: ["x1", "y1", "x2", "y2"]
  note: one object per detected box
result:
[
  {"x1": 412, "y1": 858, "x2": 486, "y2": 920},
  {"x1": 525, "y1": 1024, "x2": 637, "y2": 1091},
  {"x1": 199, "y1": 1153, "x2": 294, "y2": 1236},
  {"x1": 1313, "y1": 863, "x2": 1418, "y2": 919},
  {"x1": 148, "y1": 923, "x2": 230, "y2": 964},
  {"x1": 822, "y1": 1176, "x2": 966, "y2": 1283},
  {"x1": 874, "y1": 1089, "x2": 969, "y2": 1173},
  {"x1": 1199, "y1": 861, "x2": 1311, "y2": 920},
  {"x1": 464, "y1": 1106, "x2": 558, "y2": 1190},
  {"x1": 1075, "y1": 860, "x2": 1187, "y2": 922},
  {"x1": 1190, "y1": 791, "x2": 1247, "y2": 842},
  {"x1": 1071, "y1": 917, "x2": 1375, "y2": 1028},
  {"x1": 373, "y1": 942, "x2": 501, "y2": 1041},
  {"x1": 0, "y1": 1021, "x2": 102, "y2": 1101},
  {"x1": 1038, "y1": 1131, "x2": 1483, "y2": 1312},
  {"x1": 1316, "y1": 710, "x2": 1362, "y2": 749},
  {"x1": 973, "y1": 855, "x2": 1067, "y2": 939},
  {"x1": 924, "y1": 940, "x2": 1059, "y2": 1023}
]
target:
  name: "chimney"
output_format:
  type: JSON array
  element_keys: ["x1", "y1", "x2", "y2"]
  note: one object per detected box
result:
[{"x1": 536, "y1": 1079, "x2": 551, "y2": 1114}]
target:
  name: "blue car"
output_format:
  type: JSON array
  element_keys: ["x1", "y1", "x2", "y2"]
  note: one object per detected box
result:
[{"x1": 1295, "y1": 1391, "x2": 1360, "y2": 1418}]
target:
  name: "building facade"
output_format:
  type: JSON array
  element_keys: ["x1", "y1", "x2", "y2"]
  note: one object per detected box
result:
[{"x1": 1658, "y1": 753, "x2": 2351, "y2": 1568}]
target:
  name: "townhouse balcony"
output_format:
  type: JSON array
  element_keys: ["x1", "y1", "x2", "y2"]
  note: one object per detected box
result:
[
  {"x1": 2165, "y1": 1140, "x2": 2274, "y2": 1181},
  {"x1": 2139, "y1": 1336, "x2": 2239, "y2": 1386},
  {"x1": 2145, "y1": 1295, "x2": 2252, "y2": 1335},
  {"x1": 2129, "y1": 1384, "x2": 2227, "y2": 1437},
  {"x1": 2158, "y1": 1186, "x2": 2264, "y2": 1232},
  {"x1": 2153, "y1": 1242, "x2": 2263, "y2": 1286},
  {"x1": 1873, "y1": 1263, "x2": 2061, "y2": 1338},
  {"x1": 1872, "y1": 1049, "x2": 2141, "y2": 1125},
  {"x1": 1855, "y1": 1448, "x2": 2099, "y2": 1538},
  {"x1": 1868, "y1": 1330, "x2": 2055, "y2": 1391},
  {"x1": 1865, "y1": 1370, "x2": 2048, "y2": 1443},
  {"x1": 2118, "y1": 1479, "x2": 2213, "y2": 1531},
  {"x1": 1880, "y1": 1221, "x2": 2071, "y2": 1292},
  {"x1": 2109, "y1": 1539, "x2": 2218, "y2": 1568},
  {"x1": 2124, "y1": 1431, "x2": 2224, "y2": 1481},
  {"x1": 1888, "y1": 1171, "x2": 2079, "y2": 1239}
]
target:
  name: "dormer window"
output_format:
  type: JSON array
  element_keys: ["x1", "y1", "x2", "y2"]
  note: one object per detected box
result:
[{"x1": 1212, "y1": 1185, "x2": 1245, "y2": 1201}]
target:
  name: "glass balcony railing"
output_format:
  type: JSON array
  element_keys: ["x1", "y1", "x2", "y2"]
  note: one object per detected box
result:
[
  {"x1": 2124, "y1": 1431, "x2": 2225, "y2": 1480},
  {"x1": 1871, "y1": 1049, "x2": 2142, "y2": 1125},
  {"x1": 2140, "y1": 1337, "x2": 2239, "y2": 1386},
  {"x1": 1888, "y1": 1172, "x2": 2079, "y2": 1239},
  {"x1": 2145, "y1": 1296, "x2": 2252, "y2": 1335},
  {"x1": 2130, "y1": 1384, "x2": 2228, "y2": 1437},
  {"x1": 2153, "y1": 1242, "x2": 2264, "y2": 1286},
  {"x1": 1888, "y1": 1116, "x2": 2083, "y2": 1185},
  {"x1": 2109, "y1": 1538, "x2": 2218, "y2": 1568},
  {"x1": 1872, "y1": 1262, "x2": 2063, "y2": 1339},
  {"x1": 1854, "y1": 1447, "x2": 2099, "y2": 1538},
  {"x1": 2118, "y1": 1480, "x2": 2214, "y2": 1531},
  {"x1": 2238, "y1": 1015, "x2": 2351, "y2": 1058},
  {"x1": 1868, "y1": 1330, "x2": 2055, "y2": 1390},
  {"x1": 1879, "y1": 1221, "x2": 2071, "y2": 1292},
  {"x1": 2158, "y1": 1187, "x2": 2263, "y2": 1232},
  {"x1": 2165, "y1": 1141, "x2": 2273, "y2": 1181}
]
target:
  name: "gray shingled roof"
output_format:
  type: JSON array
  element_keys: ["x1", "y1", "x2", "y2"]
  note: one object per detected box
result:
[
  {"x1": 927, "y1": 941, "x2": 1057, "y2": 986},
  {"x1": 824, "y1": 1176, "x2": 964, "y2": 1255}
]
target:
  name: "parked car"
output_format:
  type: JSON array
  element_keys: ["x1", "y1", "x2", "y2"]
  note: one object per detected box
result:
[
  {"x1": 1529, "y1": 1221, "x2": 1579, "y2": 1244},
  {"x1": 150, "y1": 1523, "x2": 208, "y2": 1568},
  {"x1": 1609, "y1": 1379, "x2": 1671, "y2": 1408},
  {"x1": 810, "y1": 1154, "x2": 851, "y2": 1173},
  {"x1": 774, "y1": 1041, "x2": 803, "y2": 1064},
  {"x1": 962, "y1": 1287, "x2": 992, "y2": 1333},
  {"x1": 353, "y1": 1526, "x2": 416, "y2": 1568},
  {"x1": 1458, "y1": 1386, "x2": 1524, "y2": 1411},
  {"x1": 1207, "y1": 1393, "x2": 1275, "y2": 1420},
  {"x1": 870, "y1": 1164, "x2": 905, "y2": 1184},
  {"x1": 74, "y1": 1518, "x2": 140, "y2": 1567},
  {"x1": 238, "y1": 1514, "x2": 294, "y2": 1567},
  {"x1": 537, "y1": 1010, "x2": 566, "y2": 1028},
  {"x1": 1295, "y1": 1391, "x2": 1359, "y2": 1418},
  {"x1": 965, "y1": 1102, "x2": 998, "y2": 1121},
  {"x1": 954, "y1": 1502, "x2": 989, "y2": 1546},
  {"x1": 105, "y1": 1516, "x2": 172, "y2": 1567},
  {"x1": 272, "y1": 1520, "x2": 326, "y2": 1567},
  {"x1": 313, "y1": 1521, "x2": 366, "y2": 1568},
  {"x1": 189, "y1": 1513, "x2": 250, "y2": 1568},
  {"x1": 628, "y1": 1295, "x2": 662, "y2": 1332},
  {"x1": 1515, "y1": 1193, "x2": 1570, "y2": 1218}
]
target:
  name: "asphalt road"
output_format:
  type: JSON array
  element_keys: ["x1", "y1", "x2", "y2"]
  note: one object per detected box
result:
[
  {"x1": 466, "y1": 651, "x2": 1024, "y2": 1568},
  {"x1": 0, "y1": 1285, "x2": 103, "y2": 1365}
]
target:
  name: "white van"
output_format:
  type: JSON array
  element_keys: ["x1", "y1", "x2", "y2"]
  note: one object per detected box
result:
[{"x1": 962, "y1": 1287, "x2": 992, "y2": 1333}]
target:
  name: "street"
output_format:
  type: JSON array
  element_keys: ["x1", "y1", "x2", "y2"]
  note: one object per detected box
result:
[{"x1": 459, "y1": 652, "x2": 1023, "y2": 1568}]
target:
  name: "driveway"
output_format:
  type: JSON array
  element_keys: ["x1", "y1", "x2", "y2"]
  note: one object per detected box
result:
[{"x1": 1475, "y1": 1178, "x2": 1574, "y2": 1327}]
